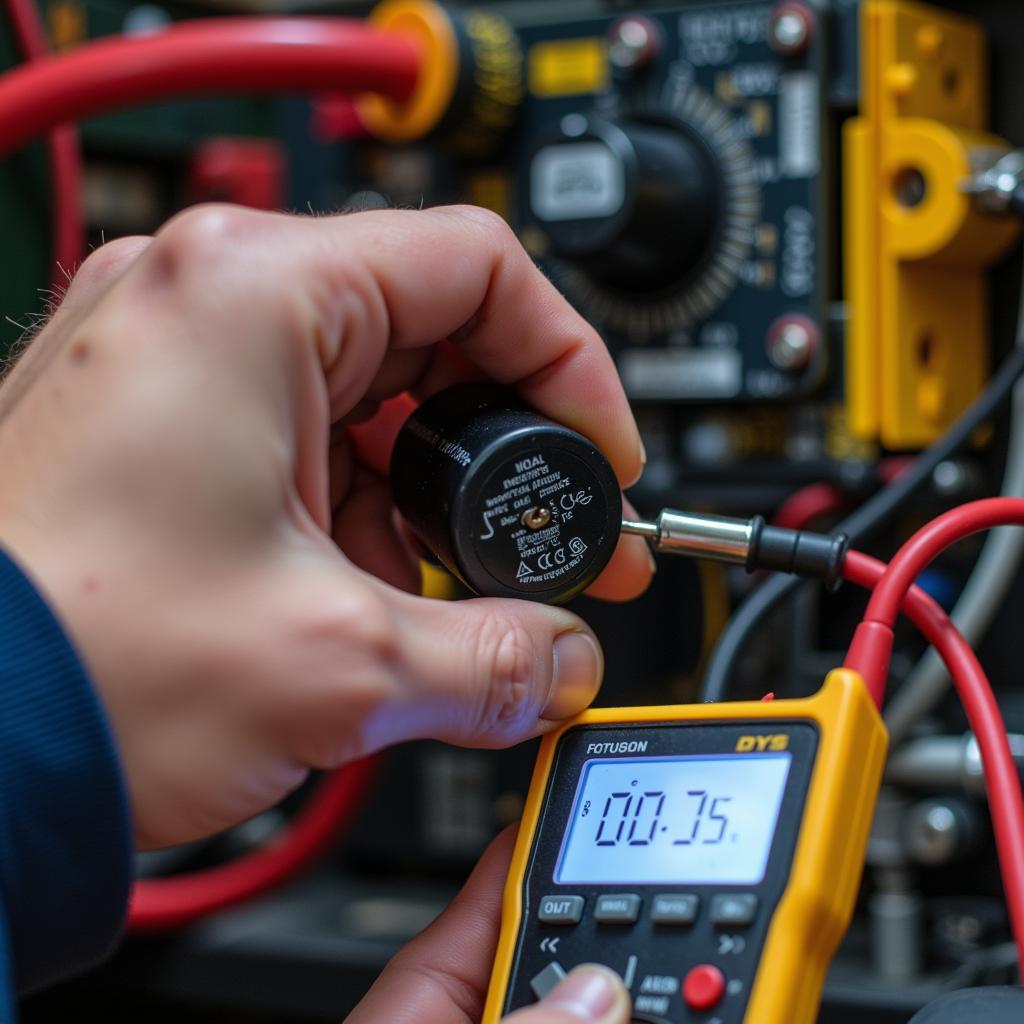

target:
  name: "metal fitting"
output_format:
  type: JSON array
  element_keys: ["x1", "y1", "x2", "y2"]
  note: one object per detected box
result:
[{"x1": 963, "y1": 148, "x2": 1024, "y2": 216}]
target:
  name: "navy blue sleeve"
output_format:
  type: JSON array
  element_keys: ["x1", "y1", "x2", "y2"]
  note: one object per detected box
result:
[{"x1": 0, "y1": 547, "x2": 133, "y2": 1016}]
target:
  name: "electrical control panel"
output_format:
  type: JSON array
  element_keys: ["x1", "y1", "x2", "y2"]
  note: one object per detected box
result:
[
  {"x1": 361, "y1": 0, "x2": 834, "y2": 406},
  {"x1": 516, "y1": 2, "x2": 827, "y2": 404},
  {"x1": 6, "y1": 2, "x2": 1024, "y2": 1024}
]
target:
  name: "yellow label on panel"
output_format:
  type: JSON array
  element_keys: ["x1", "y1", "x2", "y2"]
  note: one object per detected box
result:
[{"x1": 528, "y1": 38, "x2": 608, "y2": 98}]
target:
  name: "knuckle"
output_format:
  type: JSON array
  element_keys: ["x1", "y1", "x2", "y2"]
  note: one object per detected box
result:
[
  {"x1": 473, "y1": 612, "x2": 540, "y2": 730},
  {"x1": 150, "y1": 204, "x2": 262, "y2": 279},
  {"x1": 337, "y1": 586, "x2": 399, "y2": 665},
  {"x1": 72, "y1": 235, "x2": 152, "y2": 292},
  {"x1": 447, "y1": 203, "x2": 517, "y2": 245}
]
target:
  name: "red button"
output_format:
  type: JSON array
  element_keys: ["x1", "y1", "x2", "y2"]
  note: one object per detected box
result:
[{"x1": 682, "y1": 964, "x2": 726, "y2": 1011}]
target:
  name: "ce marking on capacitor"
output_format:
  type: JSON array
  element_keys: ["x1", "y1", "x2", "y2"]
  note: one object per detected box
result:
[
  {"x1": 556, "y1": 489, "x2": 593, "y2": 522},
  {"x1": 537, "y1": 548, "x2": 568, "y2": 570}
]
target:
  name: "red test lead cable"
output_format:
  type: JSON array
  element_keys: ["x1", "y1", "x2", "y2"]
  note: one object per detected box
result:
[
  {"x1": 129, "y1": 756, "x2": 379, "y2": 932},
  {"x1": 841, "y1": 498, "x2": 1024, "y2": 973},
  {"x1": 0, "y1": 18, "x2": 421, "y2": 159},
  {"x1": 847, "y1": 497, "x2": 1024, "y2": 704}
]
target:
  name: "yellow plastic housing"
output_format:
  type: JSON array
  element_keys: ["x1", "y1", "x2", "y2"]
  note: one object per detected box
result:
[
  {"x1": 481, "y1": 669, "x2": 888, "y2": 1023},
  {"x1": 844, "y1": 0, "x2": 1019, "y2": 449}
]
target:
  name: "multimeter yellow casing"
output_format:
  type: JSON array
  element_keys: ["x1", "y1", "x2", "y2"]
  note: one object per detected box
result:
[{"x1": 482, "y1": 669, "x2": 887, "y2": 1023}]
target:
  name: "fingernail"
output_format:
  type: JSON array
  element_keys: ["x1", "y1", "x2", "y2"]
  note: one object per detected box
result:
[
  {"x1": 542, "y1": 965, "x2": 622, "y2": 1020},
  {"x1": 543, "y1": 631, "x2": 603, "y2": 720},
  {"x1": 638, "y1": 437, "x2": 647, "y2": 469}
]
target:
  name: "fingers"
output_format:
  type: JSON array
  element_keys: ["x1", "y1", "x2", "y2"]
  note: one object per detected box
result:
[
  {"x1": 326, "y1": 206, "x2": 644, "y2": 488},
  {"x1": 505, "y1": 966, "x2": 632, "y2": 1024},
  {"x1": 113, "y1": 204, "x2": 641, "y2": 488},
  {"x1": 345, "y1": 827, "x2": 516, "y2": 1024},
  {"x1": 374, "y1": 587, "x2": 604, "y2": 750},
  {"x1": 345, "y1": 829, "x2": 631, "y2": 1024},
  {"x1": 331, "y1": 465, "x2": 421, "y2": 593}
]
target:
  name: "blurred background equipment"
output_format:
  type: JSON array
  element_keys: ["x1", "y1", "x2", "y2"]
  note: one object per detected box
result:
[{"x1": 5, "y1": 0, "x2": 1024, "y2": 1021}]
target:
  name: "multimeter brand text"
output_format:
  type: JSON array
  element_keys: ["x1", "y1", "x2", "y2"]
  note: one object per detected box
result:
[
  {"x1": 735, "y1": 734, "x2": 790, "y2": 752},
  {"x1": 585, "y1": 741, "x2": 650, "y2": 754}
]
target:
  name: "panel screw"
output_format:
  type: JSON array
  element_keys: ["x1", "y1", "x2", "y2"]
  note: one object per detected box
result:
[
  {"x1": 769, "y1": 2, "x2": 814, "y2": 58},
  {"x1": 766, "y1": 314, "x2": 819, "y2": 371},
  {"x1": 608, "y1": 16, "x2": 659, "y2": 73}
]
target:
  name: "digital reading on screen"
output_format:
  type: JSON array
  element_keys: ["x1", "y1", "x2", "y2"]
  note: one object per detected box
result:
[{"x1": 554, "y1": 753, "x2": 792, "y2": 885}]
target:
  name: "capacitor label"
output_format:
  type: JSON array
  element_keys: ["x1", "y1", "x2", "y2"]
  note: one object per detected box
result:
[{"x1": 473, "y1": 448, "x2": 611, "y2": 594}]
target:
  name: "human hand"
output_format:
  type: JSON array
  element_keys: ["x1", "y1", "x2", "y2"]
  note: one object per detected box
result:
[
  {"x1": 346, "y1": 828, "x2": 631, "y2": 1024},
  {"x1": 0, "y1": 204, "x2": 651, "y2": 848}
]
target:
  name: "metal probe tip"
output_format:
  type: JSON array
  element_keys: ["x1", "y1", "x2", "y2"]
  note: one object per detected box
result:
[{"x1": 621, "y1": 519, "x2": 659, "y2": 540}]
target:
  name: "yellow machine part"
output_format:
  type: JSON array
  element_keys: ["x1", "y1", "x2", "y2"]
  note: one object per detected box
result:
[
  {"x1": 845, "y1": 0, "x2": 1020, "y2": 450},
  {"x1": 482, "y1": 669, "x2": 889, "y2": 1023},
  {"x1": 358, "y1": 0, "x2": 460, "y2": 144}
]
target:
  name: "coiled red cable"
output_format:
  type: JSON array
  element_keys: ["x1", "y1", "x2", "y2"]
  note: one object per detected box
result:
[{"x1": 0, "y1": 18, "x2": 421, "y2": 159}]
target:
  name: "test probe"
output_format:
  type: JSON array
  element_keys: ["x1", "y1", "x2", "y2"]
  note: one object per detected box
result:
[{"x1": 389, "y1": 384, "x2": 850, "y2": 604}]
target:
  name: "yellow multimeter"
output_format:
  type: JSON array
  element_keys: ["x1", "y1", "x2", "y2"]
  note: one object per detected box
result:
[{"x1": 482, "y1": 669, "x2": 888, "y2": 1024}]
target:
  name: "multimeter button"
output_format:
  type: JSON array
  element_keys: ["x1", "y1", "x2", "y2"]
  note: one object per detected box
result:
[
  {"x1": 528, "y1": 958, "x2": 569, "y2": 999},
  {"x1": 709, "y1": 893, "x2": 759, "y2": 926},
  {"x1": 682, "y1": 964, "x2": 726, "y2": 1011},
  {"x1": 651, "y1": 893, "x2": 699, "y2": 924},
  {"x1": 538, "y1": 895, "x2": 585, "y2": 924},
  {"x1": 530, "y1": 961, "x2": 567, "y2": 1000},
  {"x1": 594, "y1": 894, "x2": 641, "y2": 923}
]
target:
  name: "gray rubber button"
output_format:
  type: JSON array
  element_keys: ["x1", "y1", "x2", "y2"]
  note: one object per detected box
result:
[
  {"x1": 651, "y1": 893, "x2": 699, "y2": 924},
  {"x1": 709, "y1": 893, "x2": 759, "y2": 926},
  {"x1": 594, "y1": 893, "x2": 641, "y2": 923},
  {"x1": 538, "y1": 894, "x2": 584, "y2": 924},
  {"x1": 530, "y1": 961, "x2": 567, "y2": 1000}
]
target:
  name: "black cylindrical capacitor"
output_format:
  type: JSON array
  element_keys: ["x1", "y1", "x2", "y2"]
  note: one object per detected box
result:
[{"x1": 391, "y1": 384, "x2": 623, "y2": 604}]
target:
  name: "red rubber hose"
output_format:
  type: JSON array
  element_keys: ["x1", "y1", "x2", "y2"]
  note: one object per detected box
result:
[{"x1": 0, "y1": 18, "x2": 421, "y2": 158}]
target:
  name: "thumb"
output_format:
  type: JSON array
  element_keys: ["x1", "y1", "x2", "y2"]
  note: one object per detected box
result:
[
  {"x1": 381, "y1": 586, "x2": 605, "y2": 749},
  {"x1": 504, "y1": 965, "x2": 631, "y2": 1024}
]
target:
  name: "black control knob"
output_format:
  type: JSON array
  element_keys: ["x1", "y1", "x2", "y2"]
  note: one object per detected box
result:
[{"x1": 527, "y1": 114, "x2": 721, "y2": 292}]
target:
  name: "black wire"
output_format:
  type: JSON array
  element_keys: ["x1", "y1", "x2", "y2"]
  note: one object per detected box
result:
[{"x1": 700, "y1": 343, "x2": 1024, "y2": 702}]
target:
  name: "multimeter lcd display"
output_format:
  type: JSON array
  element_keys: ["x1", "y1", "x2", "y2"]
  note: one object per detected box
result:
[{"x1": 554, "y1": 754, "x2": 792, "y2": 885}]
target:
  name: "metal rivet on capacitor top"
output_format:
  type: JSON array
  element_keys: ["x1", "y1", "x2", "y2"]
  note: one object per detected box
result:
[{"x1": 390, "y1": 383, "x2": 623, "y2": 603}]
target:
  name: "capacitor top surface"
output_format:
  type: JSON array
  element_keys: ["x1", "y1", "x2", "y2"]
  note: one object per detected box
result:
[{"x1": 390, "y1": 384, "x2": 623, "y2": 603}]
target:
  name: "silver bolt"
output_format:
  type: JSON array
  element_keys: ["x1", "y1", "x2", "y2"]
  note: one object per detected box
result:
[
  {"x1": 932, "y1": 459, "x2": 968, "y2": 496},
  {"x1": 769, "y1": 5, "x2": 812, "y2": 57},
  {"x1": 905, "y1": 799, "x2": 974, "y2": 866},
  {"x1": 766, "y1": 317, "x2": 817, "y2": 371},
  {"x1": 609, "y1": 17, "x2": 656, "y2": 72}
]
